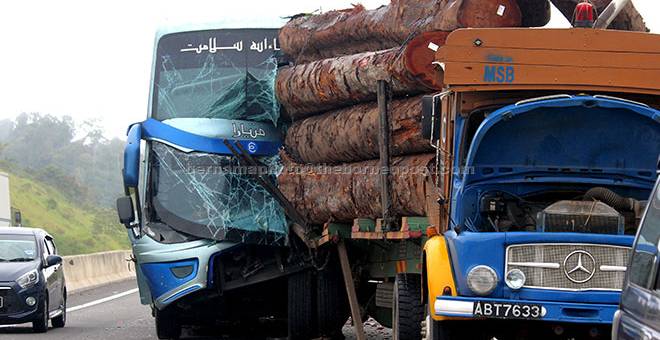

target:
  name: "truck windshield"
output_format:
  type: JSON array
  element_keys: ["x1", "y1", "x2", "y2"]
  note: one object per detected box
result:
[
  {"x1": 147, "y1": 142, "x2": 287, "y2": 243},
  {"x1": 152, "y1": 28, "x2": 280, "y2": 124},
  {"x1": 0, "y1": 234, "x2": 37, "y2": 261}
]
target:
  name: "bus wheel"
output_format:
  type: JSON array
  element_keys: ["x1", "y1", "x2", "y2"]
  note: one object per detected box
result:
[
  {"x1": 392, "y1": 274, "x2": 423, "y2": 340},
  {"x1": 288, "y1": 270, "x2": 316, "y2": 340},
  {"x1": 316, "y1": 252, "x2": 349, "y2": 339},
  {"x1": 155, "y1": 307, "x2": 181, "y2": 340}
]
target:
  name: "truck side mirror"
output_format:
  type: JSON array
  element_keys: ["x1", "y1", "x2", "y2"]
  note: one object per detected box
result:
[
  {"x1": 116, "y1": 196, "x2": 136, "y2": 228},
  {"x1": 421, "y1": 94, "x2": 442, "y2": 141}
]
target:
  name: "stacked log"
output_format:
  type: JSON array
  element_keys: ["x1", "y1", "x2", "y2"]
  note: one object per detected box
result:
[
  {"x1": 276, "y1": 0, "x2": 548, "y2": 225},
  {"x1": 280, "y1": 0, "x2": 527, "y2": 63},
  {"x1": 278, "y1": 154, "x2": 435, "y2": 223},
  {"x1": 284, "y1": 96, "x2": 431, "y2": 164},
  {"x1": 277, "y1": 31, "x2": 448, "y2": 118}
]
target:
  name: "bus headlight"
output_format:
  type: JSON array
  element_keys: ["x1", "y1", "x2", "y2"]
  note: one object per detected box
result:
[
  {"x1": 505, "y1": 269, "x2": 526, "y2": 290},
  {"x1": 467, "y1": 265, "x2": 498, "y2": 296}
]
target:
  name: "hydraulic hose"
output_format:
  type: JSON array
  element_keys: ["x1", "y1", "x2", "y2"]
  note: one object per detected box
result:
[{"x1": 583, "y1": 187, "x2": 636, "y2": 212}]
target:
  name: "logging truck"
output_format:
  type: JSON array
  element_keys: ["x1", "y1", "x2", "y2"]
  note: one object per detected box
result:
[{"x1": 420, "y1": 28, "x2": 660, "y2": 339}]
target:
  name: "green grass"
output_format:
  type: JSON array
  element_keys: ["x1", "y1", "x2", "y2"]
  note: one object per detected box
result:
[{"x1": 6, "y1": 169, "x2": 128, "y2": 255}]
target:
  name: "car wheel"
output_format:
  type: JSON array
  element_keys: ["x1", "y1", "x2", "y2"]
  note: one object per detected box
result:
[
  {"x1": 155, "y1": 307, "x2": 181, "y2": 340},
  {"x1": 392, "y1": 274, "x2": 424, "y2": 340},
  {"x1": 32, "y1": 296, "x2": 49, "y2": 333},
  {"x1": 52, "y1": 291, "x2": 66, "y2": 328}
]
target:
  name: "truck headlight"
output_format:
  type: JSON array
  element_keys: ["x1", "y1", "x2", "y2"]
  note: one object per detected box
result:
[
  {"x1": 17, "y1": 269, "x2": 39, "y2": 289},
  {"x1": 467, "y1": 265, "x2": 498, "y2": 296},
  {"x1": 505, "y1": 269, "x2": 526, "y2": 290}
]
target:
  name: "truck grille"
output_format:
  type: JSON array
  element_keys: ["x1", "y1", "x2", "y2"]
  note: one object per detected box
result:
[{"x1": 505, "y1": 244, "x2": 630, "y2": 291}]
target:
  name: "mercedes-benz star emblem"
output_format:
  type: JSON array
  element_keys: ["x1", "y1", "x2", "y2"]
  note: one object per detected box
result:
[{"x1": 563, "y1": 250, "x2": 596, "y2": 283}]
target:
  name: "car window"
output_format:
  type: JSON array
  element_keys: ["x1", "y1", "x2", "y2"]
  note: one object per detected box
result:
[
  {"x1": 43, "y1": 239, "x2": 54, "y2": 256},
  {"x1": 628, "y1": 183, "x2": 660, "y2": 289},
  {"x1": 46, "y1": 238, "x2": 57, "y2": 255}
]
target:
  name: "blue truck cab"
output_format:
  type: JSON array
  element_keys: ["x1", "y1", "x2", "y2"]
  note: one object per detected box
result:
[
  {"x1": 421, "y1": 28, "x2": 660, "y2": 339},
  {"x1": 116, "y1": 26, "x2": 293, "y2": 339}
]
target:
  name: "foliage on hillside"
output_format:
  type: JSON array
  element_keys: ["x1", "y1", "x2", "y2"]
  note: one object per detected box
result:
[
  {"x1": 5, "y1": 167, "x2": 128, "y2": 255},
  {"x1": 0, "y1": 113, "x2": 128, "y2": 255},
  {"x1": 0, "y1": 113, "x2": 124, "y2": 208}
]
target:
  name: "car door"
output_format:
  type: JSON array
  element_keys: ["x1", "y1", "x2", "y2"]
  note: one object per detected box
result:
[
  {"x1": 616, "y1": 180, "x2": 660, "y2": 339},
  {"x1": 45, "y1": 237, "x2": 63, "y2": 309},
  {"x1": 41, "y1": 237, "x2": 59, "y2": 312}
]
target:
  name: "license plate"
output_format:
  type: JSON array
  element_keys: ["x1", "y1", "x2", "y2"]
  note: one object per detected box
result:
[{"x1": 473, "y1": 301, "x2": 542, "y2": 320}]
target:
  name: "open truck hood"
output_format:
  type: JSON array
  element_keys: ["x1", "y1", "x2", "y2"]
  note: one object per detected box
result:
[{"x1": 463, "y1": 95, "x2": 660, "y2": 186}]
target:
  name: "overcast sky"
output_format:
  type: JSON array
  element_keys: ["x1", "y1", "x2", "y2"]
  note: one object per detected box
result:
[{"x1": 0, "y1": 0, "x2": 658, "y2": 139}]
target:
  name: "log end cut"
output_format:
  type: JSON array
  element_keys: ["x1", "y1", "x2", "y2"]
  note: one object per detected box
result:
[
  {"x1": 458, "y1": 0, "x2": 522, "y2": 28},
  {"x1": 403, "y1": 31, "x2": 451, "y2": 90}
]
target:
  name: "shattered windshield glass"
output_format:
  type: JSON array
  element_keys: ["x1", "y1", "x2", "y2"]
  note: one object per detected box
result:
[
  {"x1": 147, "y1": 142, "x2": 287, "y2": 245},
  {"x1": 152, "y1": 29, "x2": 281, "y2": 124}
]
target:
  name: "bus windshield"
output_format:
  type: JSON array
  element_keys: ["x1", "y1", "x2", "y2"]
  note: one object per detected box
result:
[
  {"x1": 152, "y1": 28, "x2": 281, "y2": 124},
  {"x1": 144, "y1": 28, "x2": 287, "y2": 245}
]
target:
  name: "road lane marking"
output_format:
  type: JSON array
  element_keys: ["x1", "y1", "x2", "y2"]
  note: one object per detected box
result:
[
  {"x1": 0, "y1": 288, "x2": 139, "y2": 328},
  {"x1": 67, "y1": 288, "x2": 139, "y2": 312}
]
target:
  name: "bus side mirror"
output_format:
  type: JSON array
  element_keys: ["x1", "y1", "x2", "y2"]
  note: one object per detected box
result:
[
  {"x1": 122, "y1": 123, "x2": 141, "y2": 190},
  {"x1": 116, "y1": 196, "x2": 136, "y2": 228},
  {"x1": 421, "y1": 94, "x2": 442, "y2": 141}
]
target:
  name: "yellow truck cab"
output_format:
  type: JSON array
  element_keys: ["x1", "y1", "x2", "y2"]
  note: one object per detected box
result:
[{"x1": 422, "y1": 28, "x2": 660, "y2": 339}]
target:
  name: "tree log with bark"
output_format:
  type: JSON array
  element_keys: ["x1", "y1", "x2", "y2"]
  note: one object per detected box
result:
[
  {"x1": 277, "y1": 31, "x2": 447, "y2": 117},
  {"x1": 279, "y1": 0, "x2": 534, "y2": 63},
  {"x1": 284, "y1": 95, "x2": 431, "y2": 164},
  {"x1": 277, "y1": 153, "x2": 435, "y2": 224}
]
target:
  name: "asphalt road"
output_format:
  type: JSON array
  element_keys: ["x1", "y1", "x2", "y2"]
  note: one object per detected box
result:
[
  {"x1": 0, "y1": 280, "x2": 154, "y2": 340},
  {"x1": 0, "y1": 279, "x2": 392, "y2": 340}
]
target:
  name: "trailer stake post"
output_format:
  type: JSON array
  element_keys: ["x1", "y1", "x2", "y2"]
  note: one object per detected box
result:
[
  {"x1": 337, "y1": 240, "x2": 366, "y2": 340},
  {"x1": 377, "y1": 80, "x2": 395, "y2": 232}
]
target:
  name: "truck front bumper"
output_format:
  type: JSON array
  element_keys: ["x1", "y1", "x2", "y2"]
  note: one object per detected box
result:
[{"x1": 434, "y1": 296, "x2": 617, "y2": 324}]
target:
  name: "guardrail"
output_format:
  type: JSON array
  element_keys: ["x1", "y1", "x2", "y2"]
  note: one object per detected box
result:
[{"x1": 63, "y1": 250, "x2": 135, "y2": 292}]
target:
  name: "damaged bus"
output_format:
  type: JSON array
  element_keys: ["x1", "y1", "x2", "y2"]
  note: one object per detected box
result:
[{"x1": 115, "y1": 26, "x2": 314, "y2": 338}]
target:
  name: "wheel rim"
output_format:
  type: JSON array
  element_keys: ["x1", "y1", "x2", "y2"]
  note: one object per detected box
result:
[
  {"x1": 424, "y1": 313, "x2": 431, "y2": 340},
  {"x1": 44, "y1": 299, "x2": 49, "y2": 327},
  {"x1": 62, "y1": 297, "x2": 66, "y2": 323}
]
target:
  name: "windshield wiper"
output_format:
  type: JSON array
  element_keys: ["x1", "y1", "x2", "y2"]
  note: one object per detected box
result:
[{"x1": 8, "y1": 258, "x2": 34, "y2": 262}]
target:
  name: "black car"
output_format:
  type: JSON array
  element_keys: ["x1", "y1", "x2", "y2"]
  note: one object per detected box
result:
[
  {"x1": 0, "y1": 227, "x2": 66, "y2": 332},
  {"x1": 613, "y1": 174, "x2": 660, "y2": 339}
]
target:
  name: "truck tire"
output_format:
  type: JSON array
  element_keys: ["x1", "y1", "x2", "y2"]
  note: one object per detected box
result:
[
  {"x1": 316, "y1": 253, "x2": 349, "y2": 339},
  {"x1": 392, "y1": 274, "x2": 423, "y2": 340},
  {"x1": 423, "y1": 307, "x2": 465, "y2": 340},
  {"x1": 32, "y1": 296, "x2": 48, "y2": 333},
  {"x1": 155, "y1": 307, "x2": 181, "y2": 340},
  {"x1": 288, "y1": 270, "x2": 316, "y2": 340}
]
